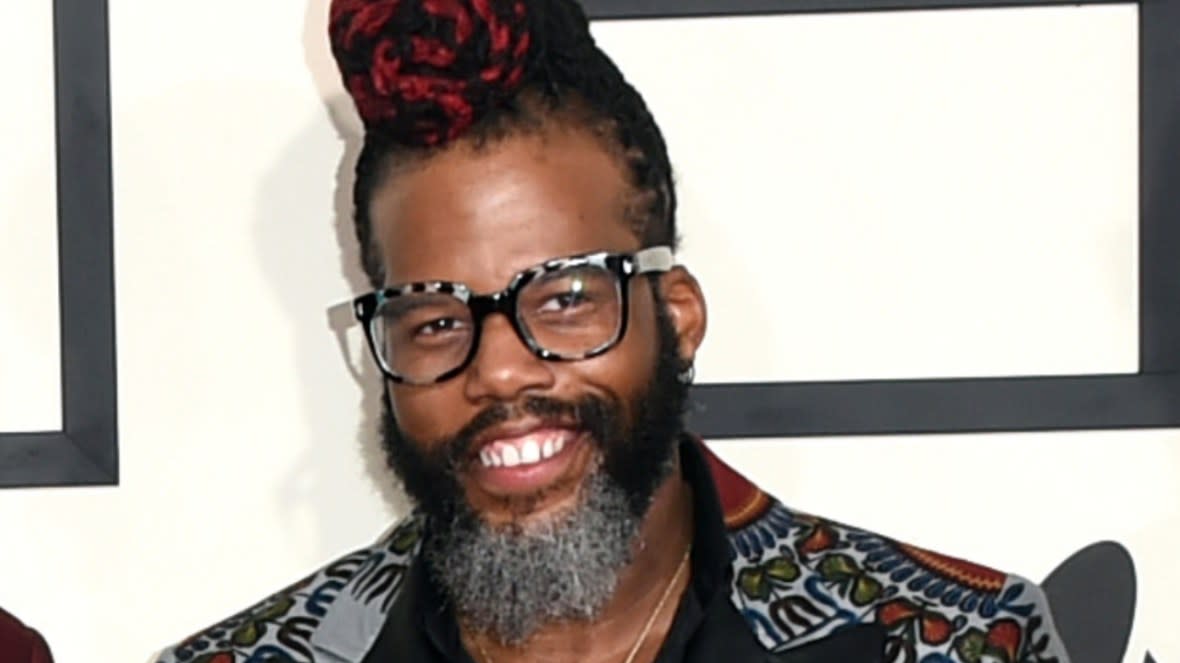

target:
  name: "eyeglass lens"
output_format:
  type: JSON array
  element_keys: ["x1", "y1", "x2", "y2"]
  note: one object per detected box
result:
[{"x1": 373, "y1": 263, "x2": 624, "y2": 382}]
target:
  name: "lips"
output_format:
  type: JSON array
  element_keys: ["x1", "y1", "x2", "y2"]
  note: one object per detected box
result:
[{"x1": 467, "y1": 423, "x2": 588, "y2": 498}]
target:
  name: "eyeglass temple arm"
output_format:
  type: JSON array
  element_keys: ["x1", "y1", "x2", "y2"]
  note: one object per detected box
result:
[{"x1": 634, "y1": 246, "x2": 675, "y2": 274}]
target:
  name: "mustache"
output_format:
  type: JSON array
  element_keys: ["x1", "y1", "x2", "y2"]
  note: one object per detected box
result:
[{"x1": 438, "y1": 395, "x2": 616, "y2": 471}]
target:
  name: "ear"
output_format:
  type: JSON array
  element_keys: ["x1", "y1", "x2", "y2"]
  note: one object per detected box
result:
[{"x1": 658, "y1": 266, "x2": 707, "y2": 365}]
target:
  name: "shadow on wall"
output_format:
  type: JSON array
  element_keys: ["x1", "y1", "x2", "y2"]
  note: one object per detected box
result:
[
  {"x1": 249, "y1": 0, "x2": 418, "y2": 535},
  {"x1": 244, "y1": 0, "x2": 411, "y2": 546},
  {"x1": 319, "y1": 95, "x2": 412, "y2": 522},
  {"x1": 255, "y1": 96, "x2": 410, "y2": 534},
  {"x1": 310, "y1": 0, "x2": 411, "y2": 521}
]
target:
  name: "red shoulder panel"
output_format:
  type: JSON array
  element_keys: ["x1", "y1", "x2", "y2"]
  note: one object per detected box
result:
[{"x1": 696, "y1": 439, "x2": 772, "y2": 531}]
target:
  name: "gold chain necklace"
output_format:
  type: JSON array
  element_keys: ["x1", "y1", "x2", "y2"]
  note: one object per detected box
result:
[{"x1": 473, "y1": 543, "x2": 693, "y2": 663}]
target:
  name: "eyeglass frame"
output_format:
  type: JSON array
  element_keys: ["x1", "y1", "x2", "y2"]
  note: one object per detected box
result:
[{"x1": 351, "y1": 245, "x2": 676, "y2": 385}]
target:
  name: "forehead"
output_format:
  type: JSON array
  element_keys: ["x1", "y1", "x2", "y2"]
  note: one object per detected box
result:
[{"x1": 369, "y1": 126, "x2": 640, "y2": 291}]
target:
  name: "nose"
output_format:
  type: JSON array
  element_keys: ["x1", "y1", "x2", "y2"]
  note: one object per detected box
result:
[{"x1": 462, "y1": 312, "x2": 556, "y2": 403}]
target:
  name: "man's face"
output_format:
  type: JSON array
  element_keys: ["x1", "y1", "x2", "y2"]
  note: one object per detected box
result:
[
  {"x1": 368, "y1": 125, "x2": 703, "y2": 527},
  {"x1": 366, "y1": 124, "x2": 706, "y2": 640}
]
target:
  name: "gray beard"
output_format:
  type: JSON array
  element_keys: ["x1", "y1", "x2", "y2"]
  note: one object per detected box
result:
[{"x1": 422, "y1": 468, "x2": 646, "y2": 645}]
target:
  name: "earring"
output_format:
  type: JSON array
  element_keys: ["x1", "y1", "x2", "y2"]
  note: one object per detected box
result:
[{"x1": 677, "y1": 364, "x2": 695, "y2": 385}]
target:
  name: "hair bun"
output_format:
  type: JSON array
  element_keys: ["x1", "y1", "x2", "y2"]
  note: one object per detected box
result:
[{"x1": 330, "y1": 0, "x2": 532, "y2": 146}]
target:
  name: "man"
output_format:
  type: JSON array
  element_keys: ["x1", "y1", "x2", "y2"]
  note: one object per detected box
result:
[{"x1": 157, "y1": 0, "x2": 1071, "y2": 661}]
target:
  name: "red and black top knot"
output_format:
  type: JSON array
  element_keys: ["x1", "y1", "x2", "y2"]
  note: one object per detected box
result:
[{"x1": 330, "y1": 0, "x2": 533, "y2": 146}]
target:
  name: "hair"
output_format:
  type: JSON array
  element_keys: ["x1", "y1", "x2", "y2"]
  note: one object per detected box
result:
[{"x1": 329, "y1": 0, "x2": 678, "y2": 287}]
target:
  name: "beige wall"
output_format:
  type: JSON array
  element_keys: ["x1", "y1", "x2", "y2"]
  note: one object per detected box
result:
[
  {"x1": 0, "y1": 2, "x2": 1174, "y2": 662},
  {"x1": 1, "y1": 1, "x2": 60, "y2": 432}
]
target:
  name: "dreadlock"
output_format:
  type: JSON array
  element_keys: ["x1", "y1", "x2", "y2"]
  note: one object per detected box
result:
[{"x1": 329, "y1": 0, "x2": 677, "y2": 287}]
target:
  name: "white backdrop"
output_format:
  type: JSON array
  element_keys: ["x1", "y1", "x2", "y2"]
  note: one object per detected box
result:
[
  {"x1": 0, "y1": 2, "x2": 1174, "y2": 662},
  {"x1": 596, "y1": 6, "x2": 1138, "y2": 383},
  {"x1": 0, "y1": 0, "x2": 61, "y2": 432}
]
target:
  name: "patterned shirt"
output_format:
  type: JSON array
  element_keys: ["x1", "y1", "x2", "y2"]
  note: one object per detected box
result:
[{"x1": 155, "y1": 438, "x2": 1071, "y2": 663}]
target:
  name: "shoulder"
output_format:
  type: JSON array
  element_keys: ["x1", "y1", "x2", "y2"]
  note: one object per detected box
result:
[
  {"x1": 0, "y1": 608, "x2": 54, "y2": 663},
  {"x1": 695, "y1": 442, "x2": 1071, "y2": 663},
  {"x1": 725, "y1": 500, "x2": 1069, "y2": 662},
  {"x1": 153, "y1": 514, "x2": 424, "y2": 663}
]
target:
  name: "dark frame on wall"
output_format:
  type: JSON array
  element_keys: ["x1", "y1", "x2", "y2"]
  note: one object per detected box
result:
[
  {"x1": 0, "y1": 0, "x2": 116, "y2": 488},
  {"x1": 583, "y1": 0, "x2": 1180, "y2": 439}
]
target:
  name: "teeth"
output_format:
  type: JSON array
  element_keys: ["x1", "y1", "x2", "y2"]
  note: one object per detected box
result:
[
  {"x1": 479, "y1": 448, "x2": 503, "y2": 468},
  {"x1": 500, "y1": 445, "x2": 521, "y2": 467},
  {"x1": 479, "y1": 433, "x2": 573, "y2": 469}
]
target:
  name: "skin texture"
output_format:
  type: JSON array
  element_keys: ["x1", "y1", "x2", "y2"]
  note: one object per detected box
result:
[{"x1": 369, "y1": 123, "x2": 708, "y2": 662}]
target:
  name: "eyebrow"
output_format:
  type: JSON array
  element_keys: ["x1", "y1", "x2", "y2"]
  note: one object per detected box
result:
[
  {"x1": 384, "y1": 250, "x2": 609, "y2": 300},
  {"x1": 379, "y1": 291, "x2": 466, "y2": 317}
]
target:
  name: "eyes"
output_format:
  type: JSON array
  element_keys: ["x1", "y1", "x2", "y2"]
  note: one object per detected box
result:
[
  {"x1": 413, "y1": 316, "x2": 468, "y2": 338},
  {"x1": 374, "y1": 263, "x2": 622, "y2": 358},
  {"x1": 356, "y1": 247, "x2": 671, "y2": 384},
  {"x1": 535, "y1": 286, "x2": 592, "y2": 314},
  {"x1": 405, "y1": 283, "x2": 598, "y2": 340}
]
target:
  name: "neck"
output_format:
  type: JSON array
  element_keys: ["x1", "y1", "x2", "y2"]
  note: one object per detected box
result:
[{"x1": 464, "y1": 447, "x2": 695, "y2": 663}]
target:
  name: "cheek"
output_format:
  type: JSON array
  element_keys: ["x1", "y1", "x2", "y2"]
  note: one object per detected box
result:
[
  {"x1": 565, "y1": 285, "x2": 662, "y2": 403},
  {"x1": 387, "y1": 383, "x2": 469, "y2": 443}
]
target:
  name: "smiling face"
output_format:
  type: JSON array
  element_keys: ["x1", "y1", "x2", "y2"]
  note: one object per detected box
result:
[
  {"x1": 366, "y1": 122, "x2": 706, "y2": 640},
  {"x1": 371, "y1": 123, "x2": 703, "y2": 523}
]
